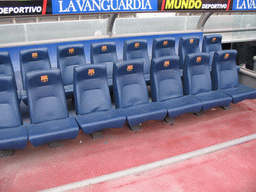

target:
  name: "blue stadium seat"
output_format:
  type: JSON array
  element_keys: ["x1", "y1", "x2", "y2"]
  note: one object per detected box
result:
[
  {"x1": 150, "y1": 56, "x2": 202, "y2": 119},
  {"x1": 113, "y1": 60, "x2": 167, "y2": 130},
  {"x1": 26, "y1": 69, "x2": 79, "y2": 147},
  {"x1": 202, "y1": 34, "x2": 222, "y2": 70},
  {"x1": 73, "y1": 64, "x2": 126, "y2": 135},
  {"x1": 123, "y1": 39, "x2": 151, "y2": 83},
  {"x1": 0, "y1": 76, "x2": 27, "y2": 152},
  {"x1": 212, "y1": 50, "x2": 256, "y2": 103},
  {"x1": 178, "y1": 36, "x2": 201, "y2": 70},
  {"x1": 19, "y1": 48, "x2": 51, "y2": 104},
  {"x1": 152, "y1": 37, "x2": 176, "y2": 59},
  {"x1": 57, "y1": 44, "x2": 86, "y2": 99},
  {"x1": 183, "y1": 53, "x2": 232, "y2": 111}
]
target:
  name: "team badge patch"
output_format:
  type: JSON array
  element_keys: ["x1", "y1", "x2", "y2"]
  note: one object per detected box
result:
[
  {"x1": 164, "y1": 61, "x2": 170, "y2": 67},
  {"x1": 163, "y1": 41, "x2": 168, "y2": 46},
  {"x1": 88, "y1": 69, "x2": 95, "y2": 76},
  {"x1": 212, "y1": 37, "x2": 216, "y2": 42},
  {"x1": 127, "y1": 65, "x2": 133, "y2": 71},
  {"x1": 134, "y1": 43, "x2": 139, "y2": 48},
  {"x1": 32, "y1": 52, "x2": 38, "y2": 59},
  {"x1": 196, "y1": 57, "x2": 201, "y2": 63},
  {"x1": 224, "y1": 53, "x2": 229, "y2": 59},
  {"x1": 102, "y1": 46, "x2": 107, "y2": 51},
  {"x1": 41, "y1": 75, "x2": 48, "y2": 83},
  {"x1": 69, "y1": 48, "x2": 74, "y2": 54},
  {"x1": 190, "y1": 39, "x2": 194, "y2": 44}
]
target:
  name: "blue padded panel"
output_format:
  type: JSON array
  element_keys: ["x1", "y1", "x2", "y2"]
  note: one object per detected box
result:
[
  {"x1": 183, "y1": 53, "x2": 211, "y2": 95},
  {"x1": 212, "y1": 50, "x2": 239, "y2": 90},
  {"x1": 178, "y1": 36, "x2": 201, "y2": 69},
  {"x1": 202, "y1": 34, "x2": 222, "y2": 53},
  {"x1": 123, "y1": 39, "x2": 151, "y2": 76},
  {"x1": 0, "y1": 51, "x2": 15, "y2": 77},
  {"x1": 194, "y1": 91, "x2": 232, "y2": 111},
  {"x1": 119, "y1": 102, "x2": 167, "y2": 127},
  {"x1": 150, "y1": 56, "x2": 182, "y2": 102},
  {"x1": 220, "y1": 84, "x2": 256, "y2": 104},
  {"x1": 113, "y1": 60, "x2": 149, "y2": 109},
  {"x1": 57, "y1": 44, "x2": 86, "y2": 86},
  {"x1": 74, "y1": 64, "x2": 112, "y2": 115},
  {"x1": 20, "y1": 48, "x2": 51, "y2": 90},
  {"x1": 160, "y1": 95, "x2": 202, "y2": 119},
  {"x1": 152, "y1": 37, "x2": 176, "y2": 58},
  {"x1": 28, "y1": 117, "x2": 79, "y2": 147},
  {"x1": 26, "y1": 69, "x2": 68, "y2": 124},
  {"x1": 75, "y1": 109, "x2": 126, "y2": 134}
]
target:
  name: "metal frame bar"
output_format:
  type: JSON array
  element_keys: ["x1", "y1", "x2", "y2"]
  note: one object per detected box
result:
[
  {"x1": 107, "y1": 14, "x2": 118, "y2": 37},
  {"x1": 196, "y1": 12, "x2": 214, "y2": 31}
]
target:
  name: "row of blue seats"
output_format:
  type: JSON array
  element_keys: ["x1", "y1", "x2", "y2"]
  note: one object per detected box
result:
[
  {"x1": 1, "y1": 49, "x2": 256, "y2": 156},
  {"x1": 0, "y1": 35, "x2": 222, "y2": 105}
]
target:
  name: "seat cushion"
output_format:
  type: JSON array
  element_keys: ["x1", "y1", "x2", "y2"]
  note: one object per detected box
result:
[
  {"x1": 0, "y1": 126, "x2": 28, "y2": 150},
  {"x1": 194, "y1": 91, "x2": 232, "y2": 111},
  {"x1": 28, "y1": 117, "x2": 79, "y2": 147},
  {"x1": 75, "y1": 109, "x2": 126, "y2": 134},
  {"x1": 160, "y1": 95, "x2": 202, "y2": 118},
  {"x1": 220, "y1": 84, "x2": 256, "y2": 103},
  {"x1": 119, "y1": 102, "x2": 167, "y2": 127}
]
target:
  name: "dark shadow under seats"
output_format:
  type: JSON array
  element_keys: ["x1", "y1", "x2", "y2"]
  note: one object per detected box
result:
[
  {"x1": 113, "y1": 60, "x2": 167, "y2": 130},
  {"x1": 123, "y1": 39, "x2": 151, "y2": 83},
  {"x1": 57, "y1": 44, "x2": 86, "y2": 99},
  {"x1": 150, "y1": 56, "x2": 202, "y2": 120},
  {"x1": 90, "y1": 42, "x2": 118, "y2": 86},
  {"x1": 19, "y1": 48, "x2": 51, "y2": 105},
  {"x1": 212, "y1": 50, "x2": 256, "y2": 103},
  {"x1": 73, "y1": 64, "x2": 126, "y2": 136},
  {"x1": 26, "y1": 69, "x2": 79, "y2": 147},
  {"x1": 0, "y1": 76, "x2": 27, "y2": 154},
  {"x1": 152, "y1": 37, "x2": 176, "y2": 59},
  {"x1": 183, "y1": 53, "x2": 232, "y2": 111}
]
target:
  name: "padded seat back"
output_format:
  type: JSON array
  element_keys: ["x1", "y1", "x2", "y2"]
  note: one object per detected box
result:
[
  {"x1": 202, "y1": 34, "x2": 222, "y2": 53},
  {"x1": 113, "y1": 60, "x2": 149, "y2": 108},
  {"x1": 150, "y1": 56, "x2": 182, "y2": 102},
  {"x1": 123, "y1": 39, "x2": 150, "y2": 75},
  {"x1": 74, "y1": 64, "x2": 112, "y2": 115},
  {"x1": 26, "y1": 69, "x2": 68, "y2": 124},
  {"x1": 183, "y1": 53, "x2": 211, "y2": 95},
  {"x1": 0, "y1": 51, "x2": 15, "y2": 77},
  {"x1": 20, "y1": 48, "x2": 51, "y2": 90},
  {"x1": 57, "y1": 44, "x2": 86, "y2": 86},
  {"x1": 0, "y1": 76, "x2": 22, "y2": 129},
  {"x1": 179, "y1": 36, "x2": 200, "y2": 69},
  {"x1": 152, "y1": 38, "x2": 176, "y2": 58},
  {"x1": 212, "y1": 50, "x2": 239, "y2": 90}
]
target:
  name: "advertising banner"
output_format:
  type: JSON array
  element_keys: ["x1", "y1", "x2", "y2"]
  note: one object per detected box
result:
[{"x1": 232, "y1": 0, "x2": 256, "y2": 10}]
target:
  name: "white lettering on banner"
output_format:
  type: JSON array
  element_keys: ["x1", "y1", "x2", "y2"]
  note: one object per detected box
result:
[
  {"x1": 58, "y1": 0, "x2": 153, "y2": 13},
  {"x1": 0, "y1": 6, "x2": 42, "y2": 14},
  {"x1": 235, "y1": 0, "x2": 256, "y2": 9}
]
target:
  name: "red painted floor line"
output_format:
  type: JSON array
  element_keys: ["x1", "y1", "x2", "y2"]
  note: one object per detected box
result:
[{"x1": 1, "y1": 100, "x2": 256, "y2": 191}]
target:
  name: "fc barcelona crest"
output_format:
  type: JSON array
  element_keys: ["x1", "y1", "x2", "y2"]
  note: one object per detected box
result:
[
  {"x1": 69, "y1": 48, "x2": 74, "y2": 54},
  {"x1": 88, "y1": 69, "x2": 95, "y2": 76},
  {"x1": 127, "y1": 65, "x2": 133, "y2": 71},
  {"x1": 163, "y1": 41, "x2": 168, "y2": 46},
  {"x1": 134, "y1": 43, "x2": 139, "y2": 48},
  {"x1": 102, "y1": 46, "x2": 107, "y2": 51},
  {"x1": 164, "y1": 61, "x2": 170, "y2": 67},
  {"x1": 212, "y1": 37, "x2": 216, "y2": 42},
  {"x1": 32, "y1": 52, "x2": 38, "y2": 59},
  {"x1": 41, "y1": 75, "x2": 48, "y2": 83},
  {"x1": 190, "y1": 39, "x2": 194, "y2": 44},
  {"x1": 196, "y1": 57, "x2": 201, "y2": 63},
  {"x1": 224, "y1": 53, "x2": 229, "y2": 59}
]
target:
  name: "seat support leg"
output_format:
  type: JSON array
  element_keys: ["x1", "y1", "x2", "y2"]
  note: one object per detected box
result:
[
  {"x1": 91, "y1": 130, "x2": 104, "y2": 139},
  {"x1": 194, "y1": 111, "x2": 204, "y2": 116},
  {"x1": 221, "y1": 106, "x2": 231, "y2": 110},
  {"x1": 128, "y1": 124, "x2": 141, "y2": 132},
  {"x1": 164, "y1": 117, "x2": 175, "y2": 124},
  {"x1": 48, "y1": 140, "x2": 61, "y2": 148},
  {"x1": 0, "y1": 149, "x2": 14, "y2": 158}
]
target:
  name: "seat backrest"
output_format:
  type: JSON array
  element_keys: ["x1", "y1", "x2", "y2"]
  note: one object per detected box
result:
[
  {"x1": 57, "y1": 44, "x2": 86, "y2": 86},
  {"x1": 0, "y1": 76, "x2": 22, "y2": 129},
  {"x1": 26, "y1": 69, "x2": 68, "y2": 124},
  {"x1": 183, "y1": 53, "x2": 211, "y2": 95},
  {"x1": 178, "y1": 36, "x2": 201, "y2": 69},
  {"x1": 150, "y1": 56, "x2": 182, "y2": 102},
  {"x1": 113, "y1": 60, "x2": 149, "y2": 108},
  {"x1": 20, "y1": 48, "x2": 51, "y2": 90},
  {"x1": 73, "y1": 64, "x2": 112, "y2": 115},
  {"x1": 0, "y1": 51, "x2": 15, "y2": 77},
  {"x1": 123, "y1": 39, "x2": 150, "y2": 75},
  {"x1": 152, "y1": 37, "x2": 176, "y2": 59},
  {"x1": 212, "y1": 50, "x2": 238, "y2": 90},
  {"x1": 202, "y1": 34, "x2": 222, "y2": 53}
]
